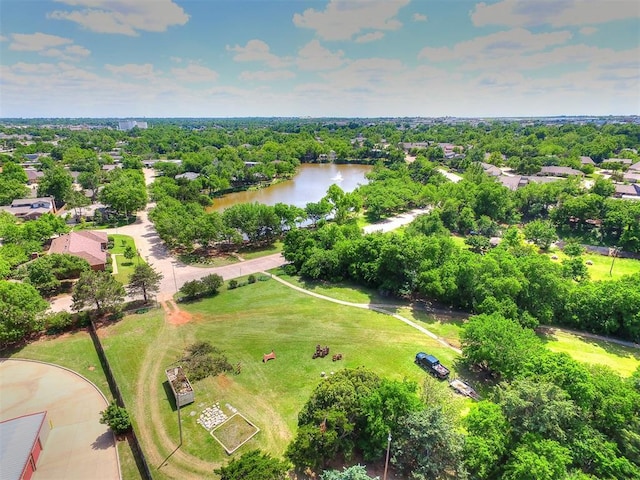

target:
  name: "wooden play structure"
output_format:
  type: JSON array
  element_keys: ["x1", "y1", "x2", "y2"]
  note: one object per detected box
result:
[
  {"x1": 262, "y1": 350, "x2": 276, "y2": 363},
  {"x1": 312, "y1": 344, "x2": 330, "y2": 359}
]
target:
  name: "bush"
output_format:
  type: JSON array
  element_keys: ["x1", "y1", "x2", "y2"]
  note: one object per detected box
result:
[
  {"x1": 43, "y1": 311, "x2": 74, "y2": 334},
  {"x1": 228, "y1": 279, "x2": 238, "y2": 290},
  {"x1": 99, "y1": 401, "x2": 131, "y2": 435},
  {"x1": 247, "y1": 274, "x2": 256, "y2": 284}
]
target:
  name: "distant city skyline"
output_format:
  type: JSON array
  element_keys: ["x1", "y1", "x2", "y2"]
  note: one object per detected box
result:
[{"x1": 1, "y1": 0, "x2": 638, "y2": 118}]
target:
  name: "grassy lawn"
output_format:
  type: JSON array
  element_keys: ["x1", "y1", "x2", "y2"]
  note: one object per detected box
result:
[
  {"x1": 98, "y1": 279, "x2": 462, "y2": 475},
  {"x1": 540, "y1": 329, "x2": 640, "y2": 377},
  {"x1": 545, "y1": 248, "x2": 640, "y2": 281},
  {"x1": 108, "y1": 234, "x2": 145, "y2": 284},
  {"x1": 237, "y1": 241, "x2": 283, "y2": 260},
  {"x1": 6, "y1": 329, "x2": 143, "y2": 480},
  {"x1": 177, "y1": 252, "x2": 240, "y2": 268},
  {"x1": 273, "y1": 268, "x2": 407, "y2": 305}
]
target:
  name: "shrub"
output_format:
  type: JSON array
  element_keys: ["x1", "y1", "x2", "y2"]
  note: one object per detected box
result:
[
  {"x1": 99, "y1": 401, "x2": 131, "y2": 435},
  {"x1": 44, "y1": 311, "x2": 74, "y2": 334},
  {"x1": 247, "y1": 274, "x2": 256, "y2": 284},
  {"x1": 228, "y1": 279, "x2": 238, "y2": 290}
]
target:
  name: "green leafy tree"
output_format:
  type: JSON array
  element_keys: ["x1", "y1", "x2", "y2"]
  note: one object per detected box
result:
[
  {"x1": 460, "y1": 313, "x2": 543, "y2": 379},
  {"x1": 64, "y1": 190, "x2": 91, "y2": 219},
  {"x1": 99, "y1": 401, "x2": 131, "y2": 435},
  {"x1": 463, "y1": 401, "x2": 510, "y2": 479},
  {"x1": 71, "y1": 270, "x2": 125, "y2": 313},
  {"x1": 0, "y1": 280, "x2": 48, "y2": 347},
  {"x1": 127, "y1": 263, "x2": 163, "y2": 303},
  {"x1": 563, "y1": 241, "x2": 585, "y2": 257},
  {"x1": 390, "y1": 407, "x2": 465, "y2": 480},
  {"x1": 99, "y1": 170, "x2": 148, "y2": 216},
  {"x1": 523, "y1": 219, "x2": 558, "y2": 250},
  {"x1": 503, "y1": 434, "x2": 572, "y2": 480},
  {"x1": 123, "y1": 245, "x2": 136, "y2": 263},
  {"x1": 215, "y1": 449, "x2": 290, "y2": 480},
  {"x1": 321, "y1": 465, "x2": 378, "y2": 480},
  {"x1": 37, "y1": 165, "x2": 74, "y2": 206}
]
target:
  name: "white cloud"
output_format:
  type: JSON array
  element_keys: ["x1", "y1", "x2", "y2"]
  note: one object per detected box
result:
[
  {"x1": 105, "y1": 63, "x2": 156, "y2": 79},
  {"x1": 471, "y1": 0, "x2": 640, "y2": 28},
  {"x1": 297, "y1": 40, "x2": 347, "y2": 71},
  {"x1": 293, "y1": 0, "x2": 409, "y2": 41},
  {"x1": 0, "y1": 36, "x2": 8, "y2": 42},
  {"x1": 226, "y1": 39, "x2": 291, "y2": 68},
  {"x1": 40, "y1": 44, "x2": 91, "y2": 61},
  {"x1": 9, "y1": 32, "x2": 72, "y2": 51},
  {"x1": 579, "y1": 26, "x2": 598, "y2": 35},
  {"x1": 355, "y1": 31, "x2": 385, "y2": 43},
  {"x1": 171, "y1": 64, "x2": 219, "y2": 83},
  {"x1": 170, "y1": 56, "x2": 183, "y2": 63},
  {"x1": 418, "y1": 28, "x2": 572, "y2": 62},
  {"x1": 413, "y1": 13, "x2": 428, "y2": 22},
  {"x1": 239, "y1": 70, "x2": 296, "y2": 81},
  {"x1": 47, "y1": 0, "x2": 189, "y2": 36}
]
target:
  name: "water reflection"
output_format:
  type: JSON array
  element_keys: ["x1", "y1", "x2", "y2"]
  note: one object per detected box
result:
[{"x1": 209, "y1": 163, "x2": 372, "y2": 212}]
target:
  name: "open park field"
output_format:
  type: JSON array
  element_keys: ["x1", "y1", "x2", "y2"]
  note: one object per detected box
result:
[{"x1": 5, "y1": 275, "x2": 639, "y2": 479}]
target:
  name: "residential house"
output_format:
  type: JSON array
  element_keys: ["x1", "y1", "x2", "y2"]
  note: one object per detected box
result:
[
  {"x1": 480, "y1": 162, "x2": 502, "y2": 176},
  {"x1": 580, "y1": 156, "x2": 595, "y2": 165},
  {"x1": 1, "y1": 197, "x2": 56, "y2": 220},
  {"x1": 613, "y1": 184, "x2": 640, "y2": 200},
  {"x1": 538, "y1": 166, "x2": 583, "y2": 177},
  {"x1": 602, "y1": 158, "x2": 633, "y2": 167},
  {"x1": 498, "y1": 175, "x2": 527, "y2": 191},
  {"x1": 623, "y1": 172, "x2": 640, "y2": 183},
  {"x1": 175, "y1": 172, "x2": 200, "y2": 181},
  {"x1": 628, "y1": 161, "x2": 640, "y2": 172},
  {"x1": 24, "y1": 168, "x2": 44, "y2": 185},
  {"x1": 48, "y1": 230, "x2": 108, "y2": 270}
]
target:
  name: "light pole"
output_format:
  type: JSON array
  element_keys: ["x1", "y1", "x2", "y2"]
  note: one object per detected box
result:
[
  {"x1": 177, "y1": 399, "x2": 183, "y2": 446},
  {"x1": 383, "y1": 431, "x2": 392, "y2": 480},
  {"x1": 609, "y1": 246, "x2": 620, "y2": 277},
  {"x1": 172, "y1": 263, "x2": 178, "y2": 293}
]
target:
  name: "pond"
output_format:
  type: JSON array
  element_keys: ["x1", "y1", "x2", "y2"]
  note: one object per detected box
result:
[{"x1": 209, "y1": 163, "x2": 372, "y2": 212}]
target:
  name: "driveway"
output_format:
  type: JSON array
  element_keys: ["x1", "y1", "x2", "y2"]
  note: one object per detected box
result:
[{"x1": 0, "y1": 358, "x2": 121, "y2": 480}]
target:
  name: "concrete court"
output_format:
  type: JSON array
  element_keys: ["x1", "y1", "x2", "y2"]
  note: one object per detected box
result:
[{"x1": 0, "y1": 358, "x2": 121, "y2": 480}]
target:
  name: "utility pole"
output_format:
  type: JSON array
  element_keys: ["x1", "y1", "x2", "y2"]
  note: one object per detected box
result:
[
  {"x1": 177, "y1": 399, "x2": 183, "y2": 446},
  {"x1": 172, "y1": 262, "x2": 178, "y2": 293},
  {"x1": 609, "y1": 246, "x2": 619, "y2": 277},
  {"x1": 383, "y1": 431, "x2": 392, "y2": 480}
]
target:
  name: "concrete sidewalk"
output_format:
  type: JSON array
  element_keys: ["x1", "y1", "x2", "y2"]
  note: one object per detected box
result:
[{"x1": 0, "y1": 359, "x2": 121, "y2": 480}]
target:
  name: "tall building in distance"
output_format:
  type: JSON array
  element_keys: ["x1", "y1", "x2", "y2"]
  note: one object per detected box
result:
[{"x1": 118, "y1": 120, "x2": 148, "y2": 131}]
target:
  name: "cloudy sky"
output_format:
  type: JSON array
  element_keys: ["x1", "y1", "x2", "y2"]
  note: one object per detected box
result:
[{"x1": 1, "y1": 0, "x2": 638, "y2": 118}]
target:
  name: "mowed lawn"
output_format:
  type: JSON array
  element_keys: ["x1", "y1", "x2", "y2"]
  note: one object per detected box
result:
[
  {"x1": 545, "y1": 249, "x2": 640, "y2": 281},
  {"x1": 108, "y1": 234, "x2": 145, "y2": 284},
  {"x1": 101, "y1": 278, "x2": 461, "y2": 467}
]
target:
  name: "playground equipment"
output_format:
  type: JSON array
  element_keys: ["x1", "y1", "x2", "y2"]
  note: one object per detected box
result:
[
  {"x1": 312, "y1": 344, "x2": 330, "y2": 359},
  {"x1": 262, "y1": 350, "x2": 276, "y2": 363}
]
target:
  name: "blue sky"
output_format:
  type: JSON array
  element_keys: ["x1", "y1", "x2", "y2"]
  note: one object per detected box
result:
[{"x1": 1, "y1": 0, "x2": 638, "y2": 118}]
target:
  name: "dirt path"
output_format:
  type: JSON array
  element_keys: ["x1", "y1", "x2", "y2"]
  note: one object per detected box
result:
[
  {"x1": 267, "y1": 273, "x2": 462, "y2": 354},
  {"x1": 133, "y1": 320, "x2": 216, "y2": 480}
]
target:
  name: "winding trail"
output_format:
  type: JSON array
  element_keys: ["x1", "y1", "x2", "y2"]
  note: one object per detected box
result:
[{"x1": 267, "y1": 274, "x2": 462, "y2": 354}]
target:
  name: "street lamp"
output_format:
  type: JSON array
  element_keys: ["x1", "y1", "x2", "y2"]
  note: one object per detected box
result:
[
  {"x1": 383, "y1": 431, "x2": 392, "y2": 480},
  {"x1": 172, "y1": 263, "x2": 178, "y2": 293}
]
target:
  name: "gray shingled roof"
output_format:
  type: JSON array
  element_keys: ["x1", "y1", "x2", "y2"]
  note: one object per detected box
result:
[{"x1": 0, "y1": 412, "x2": 47, "y2": 480}]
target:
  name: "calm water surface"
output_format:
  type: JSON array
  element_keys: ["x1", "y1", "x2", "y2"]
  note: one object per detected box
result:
[{"x1": 210, "y1": 163, "x2": 372, "y2": 212}]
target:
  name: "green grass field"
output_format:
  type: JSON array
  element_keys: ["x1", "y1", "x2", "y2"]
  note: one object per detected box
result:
[
  {"x1": 238, "y1": 241, "x2": 283, "y2": 260},
  {"x1": 108, "y1": 234, "x2": 145, "y2": 284},
  {"x1": 7, "y1": 273, "x2": 640, "y2": 478},
  {"x1": 545, "y1": 248, "x2": 640, "y2": 281}
]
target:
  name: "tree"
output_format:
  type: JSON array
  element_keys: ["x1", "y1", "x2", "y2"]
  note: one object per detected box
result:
[
  {"x1": 463, "y1": 401, "x2": 510, "y2": 479},
  {"x1": 99, "y1": 169, "x2": 148, "y2": 216},
  {"x1": 0, "y1": 280, "x2": 48, "y2": 347},
  {"x1": 72, "y1": 270, "x2": 125, "y2": 313},
  {"x1": 503, "y1": 434, "x2": 572, "y2": 480},
  {"x1": 321, "y1": 465, "x2": 378, "y2": 480},
  {"x1": 523, "y1": 219, "x2": 558, "y2": 250},
  {"x1": 390, "y1": 407, "x2": 465, "y2": 480},
  {"x1": 123, "y1": 245, "x2": 136, "y2": 263},
  {"x1": 99, "y1": 401, "x2": 131, "y2": 435},
  {"x1": 37, "y1": 165, "x2": 74, "y2": 207},
  {"x1": 460, "y1": 313, "x2": 543, "y2": 379},
  {"x1": 127, "y1": 263, "x2": 163, "y2": 303},
  {"x1": 215, "y1": 449, "x2": 290, "y2": 480},
  {"x1": 64, "y1": 189, "x2": 91, "y2": 220},
  {"x1": 563, "y1": 241, "x2": 585, "y2": 257}
]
